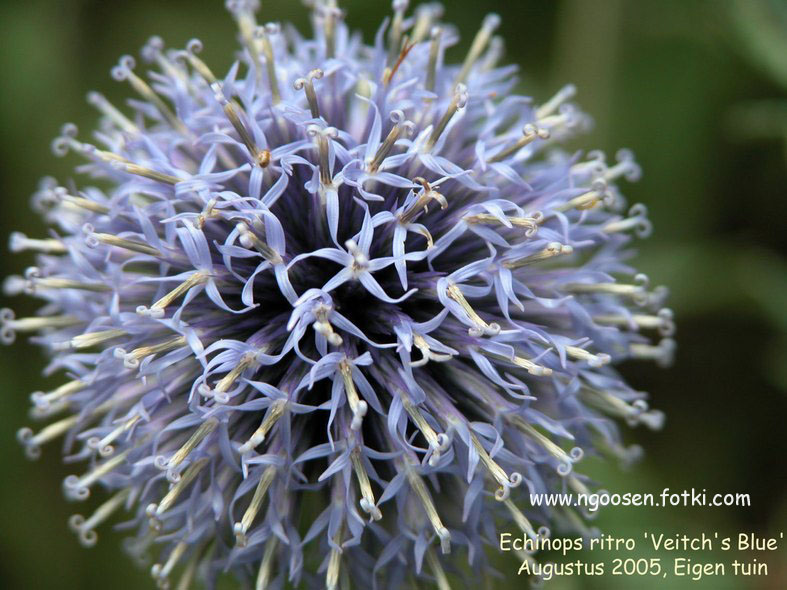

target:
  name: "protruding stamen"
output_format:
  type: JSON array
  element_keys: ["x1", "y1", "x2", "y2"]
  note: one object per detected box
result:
[
  {"x1": 3, "y1": 275, "x2": 26, "y2": 296},
  {"x1": 307, "y1": 125, "x2": 338, "y2": 186},
  {"x1": 340, "y1": 360, "x2": 368, "y2": 431},
  {"x1": 564, "y1": 345, "x2": 612, "y2": 368},
  {"x1": 8, "y1": 232, "x2": 66, "y2": 254},
  {"x1": 51, "y1": 125, "x2": 129, "y2": 165},
  {"x1": 51, "y1": 186, "x2": 112, "y2": 216},
  {"x1": 227, "y1": 0, "x2": 263, "y2": 74},
  {"x1": 68, "y1": 489, "x2": 130, "y2": 547},
  {"x1": 82, "y1": 224, "x2": 162, "y2": 257},
  {"x1": 317, "y1": 0, "x2": 342, "y2": 59},
  {"x1": 1, "y1": 309, "x2": 80, "y2": 345},
  {"x1": 368, "y1": 111, "x2": 414, "y2": 173},
  {"x1": 488, "y1": 124, "x2": 550, "y2": 163},
  {"x1": 212, "y1": 83, "x2": 271, "y2": 167},
  {"x1": 351, "y1": 448, "x2": 381, "y2": 521},
  {"x1": 406, "y1": 464, "x2": 451, "y2": 553},
  {"x1": 142, "y1": 36, "x2": 190, "y2": 87},
  {"x1": 200, "y1": 350, "x2": 260, "y2": 403},
  {"x1": 177, "y1": 39, "x2": 218, "y2": 85},
  {"x1": 510, "y1": 353, "x2": 553, "y2": 377},
  {"x1": 470, "y1": 433, "x2": 522, "y2": 501},
  {"x1": 411, "y1": 3, "x2": 444, "y2": 44},
  {"x1": 136, "y1": 273, "x2": 208, "y2": 318},
  {"x1": 312, "y1": 303, "x2": 343, "y2": 347},
  {"x1": 326, "y1": 529, "x2": 343, "y2": 590},
  {"x1": 114, "y1": 160, "x2": 183, "y2": 185},
  {"x1": 602, "y1": 204, "x2": 652, "y2": 238},
  {"x1": 425, "y1": 84, "x2": 468, "y2": 151},
  {"x1": 581, "y1": 388, "x2": 665, "y2": 430},
  {"x1": 481, "y1": 35, "x2": 504, "y2": 73},
  {"x1": 398, "y1": 177, "x2": 447, "y2": 224},
  {"x1": 387, "y1": 0, "x2": 409, "y2": 65},
  {"x1": 17, "y1": 414, "x2": 80, "y2": 460},
  {"x1": 86, "y1": 91, "x2": 138, "y2": 135},
  {"x1": 235, "y1": 221, "x2": 282, "y2": 264},
  {"x1": 147, "y1": 457, "x2": 209, "y2": 530},
  {"x1": 509, "y1": 416, "x2": 581, "y2": 475},
  {"x1": 454, "y1": 14, "x2": 501, "y2": 87},
  {"x1": 535, "y1": 84, "x2": 577, "y2": 120},
  {"x1": 151, "y1": 541, "x2": 188, "y2": 590},
  {"x1": 446, "y1": 283, "x2": 500, "y2": 337},
  {"x1": 254, "y1": 537, "x2": 278, "y2": 590},
  {"x1": 426, "y1": 548, "x2": 452, "y2": 590},
  {"x1": 425, "y1": 27, "x2": 442, "y2": 93},
  {"x1": 233, "y1": 464, "x2": 276, "y2": 547},
  {"x1": 30, "y1": 379, "x2": 86, "y2": 411},
  {"x1": 603, "y1": 149, "x2": 641, "y2": 183},
  {"x1": 503, "y1": 242, "x2": 573, "y2": 270},
  {"x1": 155, "y1": 418, "x2": 218, "y2": 482},
  {"x1": 629, "y1": 338, "x2": 676, "y2": 367},
  {"x1": 562, "y1": 274, "x2": 652, "y2": 305},
  {"x1": 254, "y1": 23, "x2": 282, "y2": 104},
  {"x1": 111, "y1": 56, "x2": 189, "y2": 136},
  {"x1": 556, "y1": 179, "x2": 612, "y2": 212},
  {"x1": 175, "y1": 543, "x2": 203, "y2": 590},
  {"x1": 114, "y1": 335, "x2": 187, "y2": 370},
  {"x1": 70, "y1": 329, "x2": 127, "y2": 350},
  {"x1": 593, "y1": 309, "x2": 675, "y2": 337},
  {"x1": 399, "y1": 392, "x2": 448, "y2": 466},
  {"x1": 194, "y1": 198, "x2": 219, "y2": 229},
  {"x1": 238, "y1": 399, "x2": 286, "y2": 454},
  {"x1": 503, "y1": 498, "x2": 538, "y2": 540},
  {"x1": 63, "y1": 446, "x2": 133, "y2": 501},
  {"x1": 294, "y1": 69, "x2": 324, "y2": 119},
  {"x1": 410, "y1": 334, "x2": 454, "y2": 367},
  {"x1": 86, "y1": 414, "x2": 141, "y2": 457},
  {"x1": 464, "y1": 211, "x2": 544, "y2": 238}
]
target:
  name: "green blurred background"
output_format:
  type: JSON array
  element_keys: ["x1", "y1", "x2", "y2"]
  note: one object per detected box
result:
[{"x1": 0, "y1": 0, "x2": 785, "y2": 588}]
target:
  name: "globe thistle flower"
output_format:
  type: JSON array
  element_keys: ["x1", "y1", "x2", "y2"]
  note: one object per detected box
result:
[{"x1": 3, "y1": 1, "x2": 674, "y2": 588}]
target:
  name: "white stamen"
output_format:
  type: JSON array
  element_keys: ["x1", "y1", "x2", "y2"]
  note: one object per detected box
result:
[
  {"x1": 425, "y1": 84, "x2": 468, "y2": 151},
  {"x1": 464, "y1": 211, "x2": 544, "y2": 238},
  {"x1": 238, "y1": 399, "x2": 286, "y2": 454},
  {"x1": 63, "y1": 446, "x2": 133, "y2": 501},
  {"x1": 70, "y1": 329, "x2": 127, "y2": 350},
  {"x1": 255, "y1": 537, "x2": 278, "y2": 590},
  {"x1": 454, "y1": 14, "x2": 501, "y2": 87},
  {"x1": 136, "y1": 273, "x2": 207, "y2": 318},
  {"x1": 68, "y1": 489, "x2": 130, "y2": 547},
  {"x1": 503, "y1": 242, "x2": 573, "y2": 270},
  {"x1": 111, "y1": 55, "x2": 189, "y2": 136},
  {"x1": 294, "y1": 69, "x2": 324, "y2": 119},
  {"x1": 406, "y1": 463, "x2": 451, "y2": 553},
  {"x1": 83, "y1": 224, "x2": 162, "y2": 257},
  {"x1": 233, "y1": 464, "x2": 276, "y2": 547},
  {"x1": 115, "y1": 336, "x2": 187, "y2": 370},
  {"x1": 340, "y1": 360, "x2": 368, "y2": 431},
  {"x1": 446, "y1": 283, "x2": 500, "y2": 337},
  {"x1": 155, "y1": 418, "x2": 217, "y2": 483},
  {"x1": 593, "y1": 309, "x2": 675, "y2": 337},
  {"x1": 351, "y1": 449, "x2": 381, "y2": 521},
  {"x1": 9, "y1": 232, "x2": 66, "y2": 254},
  {"x1": 629, "y1": 338, "x2": 676, "y2": 367},
  {"x1": 151, "y1": 541, "x2": 188, "y2": 590},
  {"x1": 488, "y1": 124, "x2": 550, "y2": 163},
  {"x1": 86, "y1": 414, "x2": 141, "y2": 457},
  {"x1": 602, "y1": 203, "x2": 652, "y2": 238}
]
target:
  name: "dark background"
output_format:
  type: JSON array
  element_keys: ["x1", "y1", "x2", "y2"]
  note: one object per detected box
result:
[{"x1": 0, "y1": 0, "x2": 784, "y2": 588}]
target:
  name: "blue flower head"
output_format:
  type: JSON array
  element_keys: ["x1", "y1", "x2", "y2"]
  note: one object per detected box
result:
[{"x1": 3, "y1": 1, "x2": 673, "y2": 588}]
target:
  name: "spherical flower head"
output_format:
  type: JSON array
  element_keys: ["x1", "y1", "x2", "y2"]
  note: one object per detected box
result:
[{"x1": 4, "y1": 1, "x2": 673, "y2": 588}]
